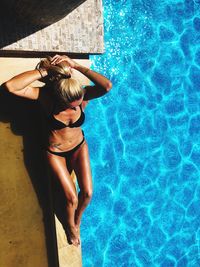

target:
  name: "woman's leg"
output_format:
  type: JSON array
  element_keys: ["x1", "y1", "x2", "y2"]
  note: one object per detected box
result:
[
  {"x1": 71, "y1": 142, "x2": 93, "y2": 228},
  {"x1": 46, "y1": 152, "x2": 80, "y2": 246}
]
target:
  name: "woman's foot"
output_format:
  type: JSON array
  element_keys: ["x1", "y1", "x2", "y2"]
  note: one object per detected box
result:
[{"x1": 67, "y1": 225, "x2": 80, "y2": 247}]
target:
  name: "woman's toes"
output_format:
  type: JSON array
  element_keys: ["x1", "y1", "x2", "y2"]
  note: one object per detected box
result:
[{"x1": 67, "y1": 226, "x2": 80, "y2": 247}]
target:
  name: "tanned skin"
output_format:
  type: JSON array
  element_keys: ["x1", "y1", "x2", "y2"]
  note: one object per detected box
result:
[{"x1": 4, "y1": 55, "x2": 112, "y2": 246}]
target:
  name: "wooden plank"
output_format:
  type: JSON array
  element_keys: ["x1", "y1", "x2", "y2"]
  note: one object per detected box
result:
[
  {"x1": 0, "y1": 58, "x2": 53, "y2": 267},
  {"x1": 0, "y1": 57, "x2": 91, "y2": 267}
]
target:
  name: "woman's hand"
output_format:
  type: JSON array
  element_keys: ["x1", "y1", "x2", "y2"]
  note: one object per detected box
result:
[{"x1": 51, "y1": 55, "x2": 78, "y2": 69}]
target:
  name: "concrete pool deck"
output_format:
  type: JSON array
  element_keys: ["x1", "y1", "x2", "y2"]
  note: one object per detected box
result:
[
  {"x1": 0, "y1": 0, "x2": 104, "y2": 54},
  {"x1": 0, "y1": 57, "x2": 91, "y2": 267}
]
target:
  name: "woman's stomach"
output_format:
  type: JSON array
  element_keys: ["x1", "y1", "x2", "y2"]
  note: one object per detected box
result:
[{"x1": 47, "y1": 127, "x2": 84, "y2": 152}]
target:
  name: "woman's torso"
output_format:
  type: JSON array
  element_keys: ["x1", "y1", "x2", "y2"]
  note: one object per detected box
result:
[{"x1": 39, "y1": 86, "x2": 85, "y2": 152}]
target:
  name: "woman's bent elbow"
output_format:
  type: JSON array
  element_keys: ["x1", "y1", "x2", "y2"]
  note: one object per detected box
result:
[
  {"x1": 106, "y1": 81, "x2": 112, "y2": 92},
  {"x1": 3, "y1": 81, "x2": 13, "y2": 92}
]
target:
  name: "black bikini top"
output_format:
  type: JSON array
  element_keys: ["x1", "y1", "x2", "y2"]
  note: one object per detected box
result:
[{"x1": 48, "y1": 104, "x2": 85, "y2": 130}]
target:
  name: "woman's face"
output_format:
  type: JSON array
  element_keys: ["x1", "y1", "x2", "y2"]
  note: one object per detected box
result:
[
  {"x1": 55, "y1": 97, "x2": 83, "y2": 112},
  {"x1": 68, "y1": 97, "x2": 83, "y2": 109}
]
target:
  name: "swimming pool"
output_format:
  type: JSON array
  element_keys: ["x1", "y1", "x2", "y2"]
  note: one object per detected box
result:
[{"x1": 81, "y1": 0, "x2": 200, "y2": 266}]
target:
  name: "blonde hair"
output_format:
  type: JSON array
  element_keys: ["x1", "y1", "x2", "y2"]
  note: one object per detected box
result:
[{"x1": 37, "y1": 56, "x2": 83, "y2": 105}]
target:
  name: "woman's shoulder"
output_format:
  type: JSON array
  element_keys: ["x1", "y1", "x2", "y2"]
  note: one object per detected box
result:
[
  {"x1": 81, "y1": 88, "x2": 89, "y2": 110},
  {"x1": 81, "y1": 100, "x2": 89, "y2": 110}
]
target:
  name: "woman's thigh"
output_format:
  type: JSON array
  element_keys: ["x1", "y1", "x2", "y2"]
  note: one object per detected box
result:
[
  {"x1": 71, "y1": 142, "x2": 93, "y2": 194},
  {"x1": 46, "y1": 152, "x2": 77, "y2": 198}
]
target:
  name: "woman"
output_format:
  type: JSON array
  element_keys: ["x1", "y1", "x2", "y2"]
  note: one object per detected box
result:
[{"x1": 4, "y1": 55, "x2": 112, "y2": 247}]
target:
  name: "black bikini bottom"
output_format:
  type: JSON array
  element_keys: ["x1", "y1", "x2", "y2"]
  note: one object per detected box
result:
[{"x1": 46, "y1": 134, "x2": 85, "y2": 158}]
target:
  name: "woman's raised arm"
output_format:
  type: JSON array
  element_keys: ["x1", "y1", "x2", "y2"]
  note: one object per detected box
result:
[
  {"x1": 75, "y1": 64, "x2": 112, "y2": 100},
  {"x1": 3, "y1": 69, "x2": 47, "y2": 100}
]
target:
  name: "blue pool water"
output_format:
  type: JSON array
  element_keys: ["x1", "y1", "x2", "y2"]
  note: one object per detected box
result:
[{"x1": 81, "y1": 0, "x2": 200, "y2": 266}]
